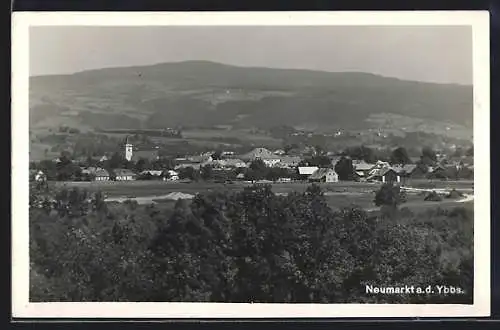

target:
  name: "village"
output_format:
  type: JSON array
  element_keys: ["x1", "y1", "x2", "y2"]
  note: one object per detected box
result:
[{"x1": 29, "y1": 133, "x2": 474, "y2": 188}]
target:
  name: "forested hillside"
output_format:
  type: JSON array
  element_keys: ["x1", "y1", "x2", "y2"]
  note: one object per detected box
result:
[{"x1": 30, "y1": 61, "x2": 473, "y2": 131}]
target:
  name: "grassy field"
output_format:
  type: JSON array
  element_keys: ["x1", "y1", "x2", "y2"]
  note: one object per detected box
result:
[
  {"x1": 54, "y1": 179, "x2": 473, "y2": 196},
  {"x1": 54, "y1": 179, "x2": 473, "y2": 213},
  {"x1": 54, "y1": 180, "x2": 381, "y2": 197}
]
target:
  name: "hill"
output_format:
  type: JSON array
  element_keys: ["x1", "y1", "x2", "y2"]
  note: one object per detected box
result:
[{"x1": 29, "y1": 60, "x2": 473, "y2": 133}]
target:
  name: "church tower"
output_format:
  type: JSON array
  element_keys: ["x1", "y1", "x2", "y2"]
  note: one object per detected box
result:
[{"x1": 124, "y1": 136, "x2": 133, "y2": 161}]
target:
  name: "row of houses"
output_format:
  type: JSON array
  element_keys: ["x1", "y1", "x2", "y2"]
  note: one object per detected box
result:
[
  {"x1": 350, "y1": 160, "x2": 473, "y2": 184},
  {"x1": 76, "y1": 167, "x2": 181, "y2": 182},
  {"x1": 173, "y1": 148, "x2": 302, "y2": 170}
]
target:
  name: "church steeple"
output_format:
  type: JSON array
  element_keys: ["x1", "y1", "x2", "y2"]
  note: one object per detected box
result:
[{"x1": 124, "y1": 135, "x2": 133, "y2": 161}]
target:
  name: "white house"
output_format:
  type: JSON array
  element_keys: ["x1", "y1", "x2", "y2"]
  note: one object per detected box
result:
[
  {"x1": 263, "y1": 158, "x2": 282, "y2": 167},
  {"x1": 114, "y1": 169, "x2": 136, "y2": 181},
  {"x1": 308, "y1": 168, "x2": 339, "y2": 183},
  {"x1": 164, "y1": 169, "x2": 179, "y2": 181},
  {"x1": 298, "y1": 166, "x2": 319, "y2": 179},
  {"x1": 276, "y1": 156, "x2": 302, "y2": 168},
  {"x1": 34, "y1": 170, "x2": 47, "y2": 182},
  {"x1": 81, "y1": 167, "x2": 110, "y2": 181},
  {"x1": 140, "y1": 170, "x2": 163, "y2": 177}
]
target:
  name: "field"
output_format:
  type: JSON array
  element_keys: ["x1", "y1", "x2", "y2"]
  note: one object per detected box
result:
[{"x1": 54, "y1": 179, "x2": 474, "y2": 212}]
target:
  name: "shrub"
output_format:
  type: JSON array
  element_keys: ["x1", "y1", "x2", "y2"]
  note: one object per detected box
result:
[
  {"x1": 446, "y1": 189, "x2": 464, "y2": 199},
  {"x1": 424, "y1": 191, "x2": 443, "y2": 202}
]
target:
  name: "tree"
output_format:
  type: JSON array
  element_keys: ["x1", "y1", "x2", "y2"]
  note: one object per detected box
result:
[
  {"x1": 37, "y1": 160, "x2": 58, "y2": 180},
  {"x1": 374, "y1": 183, "x2": 407, "y2": 210},
  {"x1": 284, "y1": 143, "x2": 299, "y2": 154},
  {"x1": 453, "y1": 147, "x2": 464, "y2": 158},
  {"x1": 134, "y1": 158, "x2": 150, "y2": 173},
  {"x1": 421, "y1": 146, "x2": 437, "y2": 165},
  {"x1": 201, "y1": 165, "x2": 214, "y2": 181},
  {"x1": 29, "y1": 182, "x2": 473, "y2": 304},
  {"x1": 313, "y1": 145, "x2": 325, "y2": 156},
  {"x1": 390, "y1": 147, "x2": 411, "y2": 165},
  {"x1": 179, "y1": 166, "x2": 200, "y2": 181},
  {"x1": 344, "y1": 145, "x2": 377, "y2": 163},
  {"x1": 211, "y1": 150, "x2": 222, "y2": 160},
  {"x1": 307, "y1": 155, "x2": 332, "y2": 167},
  {"x1": 152, "y1": 158, "x2": 175, "y2": 170},
  {"x1": 334, "y1": 157, "x2": 355, "y2": 181},
  {"x1": 55, "y1": 153, "x2": 82, "y2": 181},
  {"x1": 162, "y1": 170, "x2": 171, "y2": 181},
  {"x1": 265, "y1": 167, "x2": 290, "y2": 182},
  {"x1": 247, "y1": 159, "x2": 269, "y2": 182},
  {"x1": 107, "y1": 152, "x2": 125, "y2": 170}
]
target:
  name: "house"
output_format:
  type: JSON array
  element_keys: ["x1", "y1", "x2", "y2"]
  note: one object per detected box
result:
[
  {"x1": 367, "y1": 167, "x2": 401, "y2": 184},
  {"x1": 240, "y1": 148, "x2": 281, "y2": 165},
  {"x1": 174, "y1": 156, "x2": 207, "y2": 170},
  {"x1": 236, "y1": 173, "x2": 246, "y2": 180},
  {"x1": 35, "y1": 170, "x2": 47, "y2": 182},
  {"x1": 428, "y1": 165, "x2": 448, "y2": 180},
  {"x1": 308, "y1": 168, "x2": 339, "y2": 183},
  {"x1": 273, "y1": 149, "x2": 286, "y2": 156},
  {"x1": 367, "y1": 161, "x2": 391, "y2": 177},
  {"x1": 30, "y1": 170, "x2": 47, "y2": 182},
  {"x1": 99, "y1": 155, "x2": 109, "y2": 163},
  {"x1": 73, "y1": 156, "x2": 89, "y2": 166},
  {"x1": 276, "y1": 156, "x2": 302, "y2": 168},
  {"x1": 211, "y1": 158, "x2": 248, "y2": 169},
  {"x1": 392, "y1": 164, "x2": 424, "y2": 183},
  {"x1": 174, "y1": 162, "x2": 202, "y2": 171},
  {"x1": 399, "y1": 164, "x2": 428, "y2": 180},
  {"x1": 81, "y1": 167, "x2": 110, "y2": 181},
  {"x1": 139, "y1": 170, "x2": 163, "y2": 180},
  {"x1": 262, "y1": 158, "x2": 281, "y2": 167},
  {"x1": 164, "y1": 169, "x2": 179, "y2": 181},
  {"x1": 113, "y1": 169, "x2": 136, "y2": 181},
  {"x1": 187, "y1": 155, "x2": 213, "y2": 164},
  {"x1": 298, "y1": 166, "x2": 319, "y2": 180},
  {"x1": 140, "y1": 170, "x2": 163, "y2": 176},
  {"x1": 353, "y1": 160, "x2": 375, "y2": 179}
]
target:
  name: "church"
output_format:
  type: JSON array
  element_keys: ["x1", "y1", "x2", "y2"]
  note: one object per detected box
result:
[{"x1": 123, "y1": 136, "x2": 160, "y2": 163}]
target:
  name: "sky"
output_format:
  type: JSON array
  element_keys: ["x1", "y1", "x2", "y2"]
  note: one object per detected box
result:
[{"x1": 29, "y1": 25, "x2": 472, "y2": 84}]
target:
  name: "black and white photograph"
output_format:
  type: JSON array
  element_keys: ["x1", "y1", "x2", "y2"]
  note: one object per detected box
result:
[{"x1": 12, "y1": 11, "x2": 490, "y2": 318}]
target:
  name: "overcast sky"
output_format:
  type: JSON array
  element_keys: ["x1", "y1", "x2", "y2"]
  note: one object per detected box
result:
[{"x1": 29, "y1": 25, "x2": 472, "y2": 84}]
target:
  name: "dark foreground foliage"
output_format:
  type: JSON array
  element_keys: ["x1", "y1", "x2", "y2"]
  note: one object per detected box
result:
[{"x1": 29, "y1": 184, "x2": 473, "y2": 303}]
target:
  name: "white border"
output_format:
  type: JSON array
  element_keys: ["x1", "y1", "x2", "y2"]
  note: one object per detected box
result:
[{"x1": 12, "y1": 11, "x2": 490, "y2": 318}]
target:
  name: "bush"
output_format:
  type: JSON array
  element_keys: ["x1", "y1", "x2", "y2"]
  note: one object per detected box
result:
[
  {"x1": 446, "y1": 189, "x2": 464, "y2": 199},
  {"x1": 373, "y1": 183, "x2": 406, "y2": 208},
  {"x1": 424, "y1": 191, "x2": 443, "y2": 202}
]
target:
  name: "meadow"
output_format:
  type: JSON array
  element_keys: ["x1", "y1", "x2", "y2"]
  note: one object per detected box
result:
[{"x1": 54, "y1": 179, "x2": 473, "y2": 212}]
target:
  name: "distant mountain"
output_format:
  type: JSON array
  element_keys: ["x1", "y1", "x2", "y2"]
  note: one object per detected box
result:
[{"x1": 29, "y1": 60, "x2": 473, "y2": 132}]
